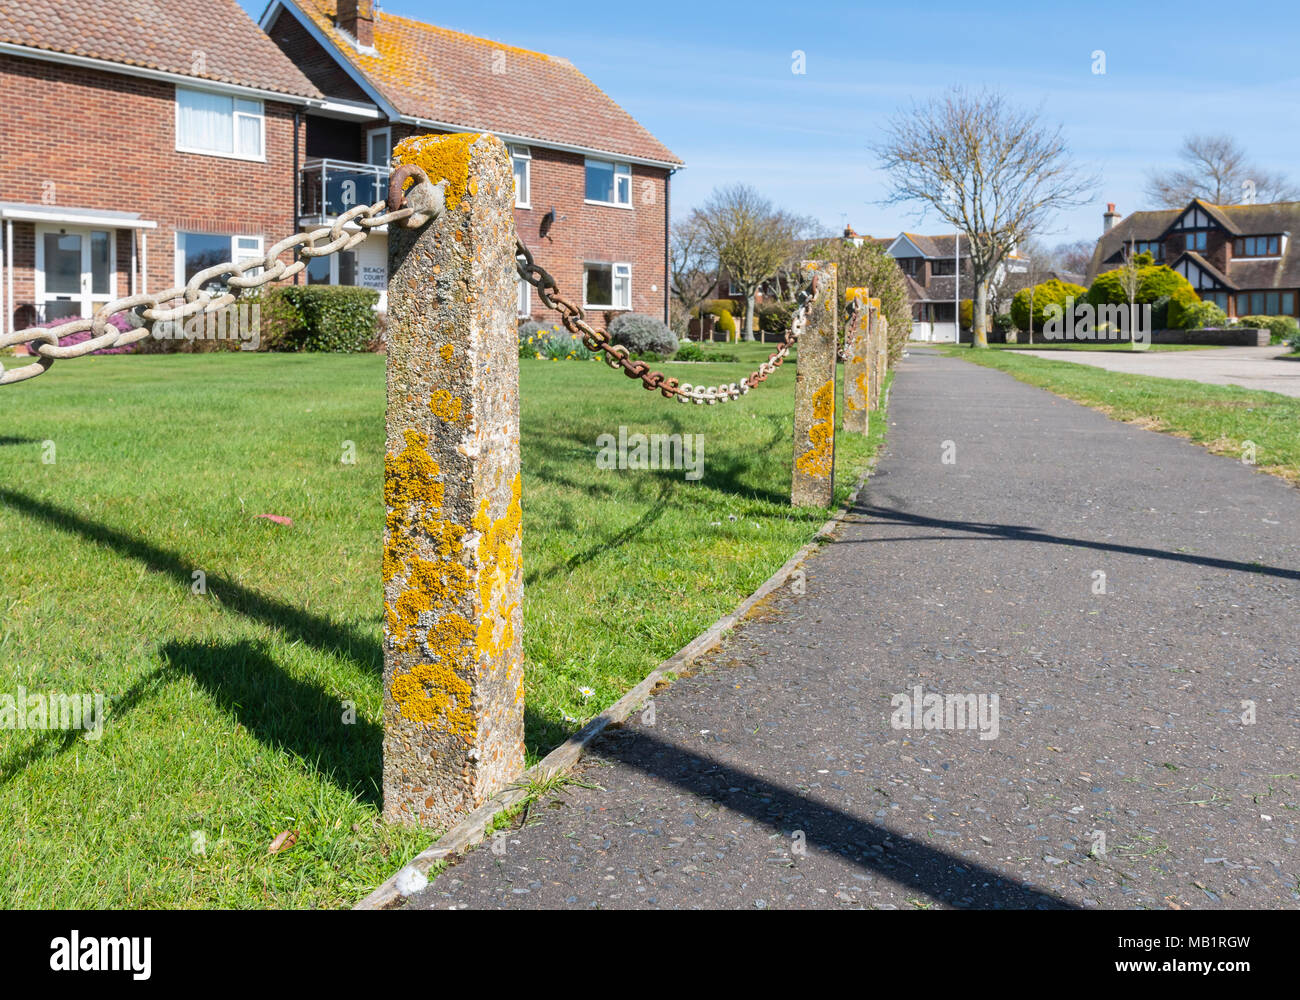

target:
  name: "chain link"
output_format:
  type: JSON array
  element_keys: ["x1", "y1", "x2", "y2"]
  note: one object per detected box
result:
[
  {"x1": 0, "y1": 168, "x2": 440, "y2": 387},
  {"x1": 515, "y1": 240, "x2": 815, "y2": 405}
]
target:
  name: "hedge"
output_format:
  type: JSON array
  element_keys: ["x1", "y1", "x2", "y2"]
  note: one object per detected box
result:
[
  {"x1": 239, "y1": 285, "x2": 379, "y2": 352},
  {"x1": 1010, "y1": 279, "x2": 1088, "y2": 334},
  {"x1": 1238, "y1": 315, "x2": 1300, "y2": 343}
]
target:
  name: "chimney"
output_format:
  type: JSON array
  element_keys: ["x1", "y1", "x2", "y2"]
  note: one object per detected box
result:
[
  {"x1": 1103, "y1": 202, "x2": 1121, "y2": 233},
  {"x1": 338, "y1": 0, "x2": 375, "y2": 48}
]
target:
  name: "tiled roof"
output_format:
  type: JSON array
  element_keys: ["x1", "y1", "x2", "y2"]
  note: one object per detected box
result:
[
  {"x1": 1089, "y1": 198, "x2": 1300, "y2": 288},
  {"x1": 0, "y1": 0, "x2": 321, "y2": 98},
  {"x1": 897, "y1": 232, "x2": 968, "y2": 259},
  {"x1": 288, "y1": 0, "x2": 681, "y2": 165}
]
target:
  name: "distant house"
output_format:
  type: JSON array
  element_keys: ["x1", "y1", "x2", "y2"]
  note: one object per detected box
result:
[
  {"x1": 260, "y1": 0, "x2": 683, "y2": 320},
  {"x1": 1087, "y1": 199, "x2": 1300, "y2": 319},
  {"x1": 0, "y1": 0, "x2": 320, "y2": 332}
]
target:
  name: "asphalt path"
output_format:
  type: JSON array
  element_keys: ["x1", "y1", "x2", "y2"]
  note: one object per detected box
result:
[{"x1": 404, "y1": 347, "x2": 1300, "y2": 910}]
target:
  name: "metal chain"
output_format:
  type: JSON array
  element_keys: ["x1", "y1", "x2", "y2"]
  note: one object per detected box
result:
[
  {"x1": 0, "y1": 166, "x2": 441, "y2": 387},
  {"x1": 516, "y1": 240, "x2": 814, "y2": 405}
]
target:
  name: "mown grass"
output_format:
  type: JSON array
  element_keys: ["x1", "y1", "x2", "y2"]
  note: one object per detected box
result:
[
  {"x1": 937, "y1": 345, "x2": 1300, "y2": 483},
  {"x1": 0, "y1": 345, "x2": 886, "y2": 908}
]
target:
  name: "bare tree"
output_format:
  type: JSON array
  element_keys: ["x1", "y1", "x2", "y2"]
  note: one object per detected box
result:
[
  {"x1": 692, "y1": 185, "x2": 803, "y2": 341},
  {"x1": 876, "y1": 87, "x2": 1094, "y2": 347},
  {"x1": 1145, "y1": 134, "x2": 1298, "y2": 207},
  {"x1": 668, "y1": 216, "x2": 717, "y2": 336}
]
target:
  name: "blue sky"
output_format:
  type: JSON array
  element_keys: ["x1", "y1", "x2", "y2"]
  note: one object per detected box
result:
[{"x1": 241, "y1": 0, "x2": 1300, "y2": 246}]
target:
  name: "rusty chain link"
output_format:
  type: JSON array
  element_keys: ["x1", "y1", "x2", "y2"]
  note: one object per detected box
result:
[
  {"x1": 0, "y1": 167, "x2": 444, "y2": 387},
  {"x1": 516, "y1": 240, "x2": 814, "y2": 405}
]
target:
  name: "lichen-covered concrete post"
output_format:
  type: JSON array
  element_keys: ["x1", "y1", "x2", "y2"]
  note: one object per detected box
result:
[
  {"x1": 382, "y1": 132, "x2": 524, "y2": 828},
  {"x1": 842, "y1": 287, "x2": 870, "y2": 435},
  {"x1": 791, "y1": 260, "x2": 837, "y2": 506},
  {"x1": 876, "y1": 309, "x2": 890, "y2": 406},
  {"x1": 867, "y1": 297, "x2": 882, "y2": 411}
]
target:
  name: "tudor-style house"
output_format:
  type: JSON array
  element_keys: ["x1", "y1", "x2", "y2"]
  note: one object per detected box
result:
[
  {"x1": 1087, "y1": 199, "x2": 1300, "y2": 319},
  {"x1": 0, "y1": 0, "x2": 322, "y2": 334},
  {"x1": 259, "y1": 0, "x2": 683, "y2": 321}
]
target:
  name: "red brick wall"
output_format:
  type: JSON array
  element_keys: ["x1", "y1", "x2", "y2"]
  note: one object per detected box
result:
[
  {"x1": 0, "y1": 53, "x2": 303, "y2": 328},
  {"x1": 390, "y1": 125, "x2": 670, "y2": 325}
]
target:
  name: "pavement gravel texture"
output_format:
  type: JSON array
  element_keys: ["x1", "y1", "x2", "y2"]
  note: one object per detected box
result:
[
  {"x1": 403, "y1": 347, "x2": 1300, "y2": 911},
  {"x1": 1016, "y1": 345, "x2": 1300, "y2": 397}
]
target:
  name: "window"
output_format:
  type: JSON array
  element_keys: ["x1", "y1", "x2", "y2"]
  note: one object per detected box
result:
[
  {"x1": 306, "y1": 249, "x2": 357, "y2": 286},
  {"x1": 1184, "y1": 231, "x2": 1207, "y2": 252},
  {"x1": 1133, "y1": 241, "x2": 1162, "y2": 259},
  {"x1": 510, "y1": 145, "x2": 531, "y2": 208},
  {"x1": 367, "y1": 128, "x2": 392, "y2": 167},
  {"x1": 517, "y1": 274, "x2": 530, "y2": 318},
  {"x1": 1204, "y1": 291, "x2": 1228, "y2": 311},
  {"x1": 584, "y1": 262, "x2": 631, "y2": 309},
  {"x1": 1235, "y1": 235, "x2": 1281, "y2": 257},
  {"x1": 585, "y1": 159, "x2": 632, "y2": 206},
  {"x1": 1235, "y1": 290, "x2": 1294, "y2": 316},
  {"x1": 931, "y1": 258, "x2": 955, "y2": 276},
  {"x1": 177, "y1": 233, "x2": 264, "y2": 291},
  {"x1": 176, "y1": 87, "x2": 264, "y2": 160}
]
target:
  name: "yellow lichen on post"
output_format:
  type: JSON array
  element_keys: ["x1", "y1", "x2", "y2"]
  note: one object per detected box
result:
[
  {"x1": 383, "y1": 132, "x2": 524, "y2": 828},
  {"x1": 843, "y1": 287, "x2": 871, "y2": 435},
  {"x1": 391, "y1": 132, "x2": 481, "y2": 211},
  {"x1": 791, "y1": 260, "x2": 837, "y2": 506}
]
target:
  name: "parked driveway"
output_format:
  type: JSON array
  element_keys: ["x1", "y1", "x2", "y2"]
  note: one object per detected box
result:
[{"x1": 1016, "y1": 346, "x2": 1300, "y2": 397}]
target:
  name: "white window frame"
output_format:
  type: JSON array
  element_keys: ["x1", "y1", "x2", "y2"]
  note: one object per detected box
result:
[
  {"x1": 517, "y1": 274, "x2": 530, "y2": 317},
  {"x1": 583, "y1": 261, "x2": 632, "y2": 310},
  {"x1": 175, "y1": 232, "x2": 264, "y2": 288},
  {"x1": 367, "y1": 127, "x2": 392, "y2": 167},
  {"x1": 175, "y1": 86, "x2": 266, "y2": 162},
  {"x1": 510, "y1": 145, "x2": 532, "y2": 209},
  {"x1": 584, "y1": 158, "x2": 633, "y2": 208}
]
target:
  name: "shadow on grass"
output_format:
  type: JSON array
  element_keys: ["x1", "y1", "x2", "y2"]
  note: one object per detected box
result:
[
  {"x1": 161, "y1": 639, "x2": 382, "y2": 806},
  {"x1": 0, "y1": 665, "x2": 168, "y2": 787},
  {"x1": 0, "y1": 487, "x2": 382, "y2": 672}
]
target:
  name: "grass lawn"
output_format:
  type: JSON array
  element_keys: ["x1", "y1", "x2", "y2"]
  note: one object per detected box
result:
[
  {"x1": 936, "y1": 344, "x2": 1300, "y2": 483},
  {"x1": 0, "y1": 346, "x2": 887, "y2": 908}
]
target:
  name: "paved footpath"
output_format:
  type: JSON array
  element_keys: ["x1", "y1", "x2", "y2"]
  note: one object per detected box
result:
[
  {"x1": 405, "y1": 348, "x2": 1300, "y2": 910},
  {"x1": 1017, "y1": 345, "x2": 1300, "y2": 398}
]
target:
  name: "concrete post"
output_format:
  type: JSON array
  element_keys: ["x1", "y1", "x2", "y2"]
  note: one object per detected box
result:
[
  {"x1": 867, "y1": 297, "x2": 882, "y2": 411},
  {"x1": 791, "y1": 260, "x2": 837, "y2": 506},
  {"x1": 842, "y1": 287, "x2": 870, "y2": 435},
  {"x1": 382, "y1": 132, "x2": 525, "y2": 828},
  {"x1": 876, "y1": 309, "x2": 890, "y2": 407}
]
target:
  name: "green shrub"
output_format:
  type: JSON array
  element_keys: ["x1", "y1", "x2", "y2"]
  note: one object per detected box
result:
[
  {"x1": 1086, "y1": 264, "x2": 1195, "y2": 329},
  {"x1": 1169, "y1": 293, "x2": 1227, "y2": 330},
  {"x1": 520, "y1": 322, "x2": 598, "y2": 361},
  {"x1": 1010, "y1": 279, "x2": 1088, "y2": 333},
  {"x1": 608, "y1": 312, "x2": 677, "y2": 356},
  {"x1": 693, "y1": 299, "x2": 738, "y2": 340},
  {"x1": 757, "y1": 301, "x2": 795, "y2": 335},
  {"x1": 993, "y1": 313, "x2": 1014, "y2": 335},
  {"x1": 1288, "y1": 329, "x2": 1300, "y2": 352},
  {"x1": 1238, "y1": 315, "x2": 1300, "y2": 344},
  {"x1": 245, "y1": 286, "x2": 379, "y2": 352},
  {"x1": 674, "y1": 340, "x2": 706, "y2": 361}
]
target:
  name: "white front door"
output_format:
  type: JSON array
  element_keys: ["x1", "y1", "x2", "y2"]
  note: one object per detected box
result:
[{"x1": 35, "y1": 226, "x2": 115, "y2": 321}]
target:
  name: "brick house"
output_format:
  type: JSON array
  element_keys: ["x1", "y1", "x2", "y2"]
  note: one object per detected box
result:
[
  {"x1": 1087, "y1": 199, "x2": 1300, "y2": 320},
  {"x1": 0, "y1": 0, "x2": 323, "y2": 332},
  {"x1": 259, "y1": 0, "x2": 683, "y2": 322}
]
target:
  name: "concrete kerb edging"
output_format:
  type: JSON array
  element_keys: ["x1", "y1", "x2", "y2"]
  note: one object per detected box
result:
[{"x1": 355, "y1": 387, "x2": 892, "y2": 911}]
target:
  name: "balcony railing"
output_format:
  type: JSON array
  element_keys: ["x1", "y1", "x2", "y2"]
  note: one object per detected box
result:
[{"x1": 299, "y1": 158, "x2": 389, "y2": 225}]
